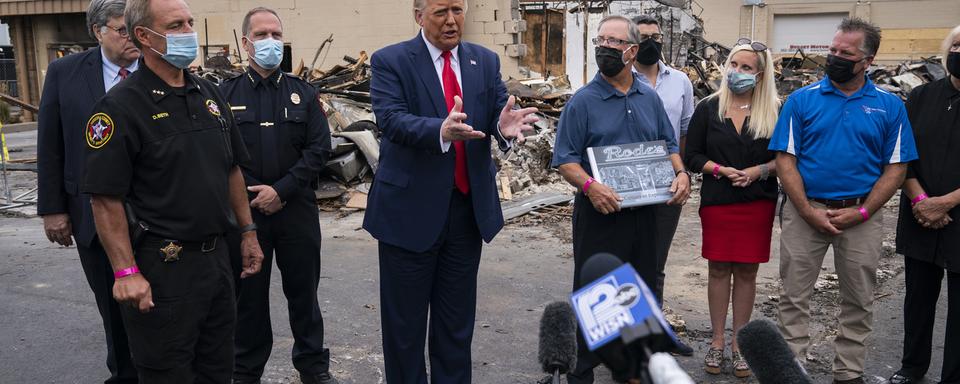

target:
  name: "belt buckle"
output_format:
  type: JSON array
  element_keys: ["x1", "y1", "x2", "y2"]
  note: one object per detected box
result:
[{"x1": 159, "y1": 240, "x2": 182, "y2": 262}]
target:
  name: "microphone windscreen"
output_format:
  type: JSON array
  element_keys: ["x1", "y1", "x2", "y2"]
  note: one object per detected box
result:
[
  {"x1": 579, "y1": 252, "x2": 624, "y2": 288},
  {"x1": 538, "y1": 301, "x2": 578, "y2": 374},
  {"x1": 648, "y1": 353, "x2": 694, "y2": 384},
  {"x1": 736, "y1": 319, "x2": 813, "y2": 384}
]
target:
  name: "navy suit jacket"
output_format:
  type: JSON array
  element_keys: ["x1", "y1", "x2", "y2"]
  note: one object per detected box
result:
[
  {"x1": 363, "y1": 35, "x2": 509, "y2": 253},
  {"x1": 37, "y1": 48, "x2": 106, "y2": 248}
]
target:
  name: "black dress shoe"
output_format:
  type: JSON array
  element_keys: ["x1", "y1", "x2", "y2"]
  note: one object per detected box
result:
[
  {"x1": 833, "y1": 377, "x2": 865, "y2": 384},
  {"x1": 887, "y1": 372, "x2": 916, "y2": 384},
  {"x1": 300, "y1": 371, "x2": 339, "y2": 384},
  {"x1": 670, "y1": 339, "x2": 695, "y2": 357}
]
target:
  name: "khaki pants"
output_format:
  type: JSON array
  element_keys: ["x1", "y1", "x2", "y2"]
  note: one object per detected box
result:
[{"x1": 778, "y1": 198, "x2": 883, "y2": 380}]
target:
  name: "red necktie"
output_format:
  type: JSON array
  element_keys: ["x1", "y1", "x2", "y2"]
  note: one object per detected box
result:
[
  {"x1": 118, "y1": 68, "x2": 129, "y2": 80},
  {"x1": 441, "y1": 51, "x2": 469, "y2": 195}
]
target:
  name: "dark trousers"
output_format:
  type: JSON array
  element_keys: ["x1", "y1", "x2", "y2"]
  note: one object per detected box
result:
[
  {"x1": 652, "y1": 203, "x2": 682, "y2": 304},
  {"x1": 900, "y1": 257, "x2": 960, "y2": 383},
  {"x1": 378, "y1": 191, "x2": 483, "y2": 384},
  {"x1": 77, "y1": 239, "x2": 138, "y2": 384},
  {"x1": 568, "y1": 194, "x2": 659, "y2": 384},
  {"x1": 122, "y1": 235, "x2": 236, "y2": 384},
  {"x1": 230, "y1": 191, "x2": 330, "y2": 381}
]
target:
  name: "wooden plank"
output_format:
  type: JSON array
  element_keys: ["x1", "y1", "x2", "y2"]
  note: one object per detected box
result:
[{"x1": 345, "y1": 191, "x2": 367, "y2": 210}]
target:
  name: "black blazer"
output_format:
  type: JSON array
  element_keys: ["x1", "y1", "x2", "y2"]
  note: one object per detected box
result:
[{"x1": 37, "y1": 48, "x2": 106, "y2": 247}]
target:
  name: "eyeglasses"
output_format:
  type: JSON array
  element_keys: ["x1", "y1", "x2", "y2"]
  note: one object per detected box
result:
[
  {"x1": 639, "y1": 33, "x2": 664, "y2": 43},
  {"x1": 592, "y1": 36, "x2": 632, "y2": 47},
  {"x1": 103, "y1": 24, "x2": 129, "y2": 38},
  {"x1": 735, "y1": 38, "x2": 767, "y2": 52}
]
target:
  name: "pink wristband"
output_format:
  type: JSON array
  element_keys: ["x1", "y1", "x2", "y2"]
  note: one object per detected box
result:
[
  {"x1": 858, "y1": 206, "x2": 870, "y2": 221},
  {"x1": 712, "y1": 164, "x2": 721, "y2": 179},
  {"x1": 583, "y1": 177, "x2": 595, "y2": 193},
  {"x1": 911, "y1": 193, "x2": 928, "y2": 206},
  {"x1": 114, "y1": 266, "x2": 140, "y2": 279}
]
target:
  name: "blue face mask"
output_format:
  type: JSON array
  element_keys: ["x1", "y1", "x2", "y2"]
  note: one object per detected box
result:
[
  {"x1": 146, "y1": 28, "x2": 198, "y2": 69},
  {"x1": 727, "y1": 70, "x2": 757, "y2": 94},
  {"x1": 252, "y1": 38, "x2": 283, "y2": 69}
]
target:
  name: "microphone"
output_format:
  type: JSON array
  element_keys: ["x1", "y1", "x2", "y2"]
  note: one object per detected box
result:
[
  {"x1": 579, "y1": 252, "x2": 626, "y2": 287},
  {"x1": 736, "y1": 319, "x2": 813, "y2": 384},
  {"x1": 538, "y1": 301, "x2": 578, "y2": 384},
  {"x1": 647, "y1": 353, "x2": 694, "y2": 384},
  {"x1": 570, "y1": 253, "x2": 680, "y2": 382}
]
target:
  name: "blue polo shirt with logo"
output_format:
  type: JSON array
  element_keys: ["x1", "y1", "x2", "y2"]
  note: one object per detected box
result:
[{"x1": 768, "y1": 76, "x2": 918, "y2": 200}]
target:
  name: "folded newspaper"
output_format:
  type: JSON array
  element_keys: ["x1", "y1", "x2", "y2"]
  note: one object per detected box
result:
[{"x1": 587, "y1": 140, "x2": 675, "y2": 208}]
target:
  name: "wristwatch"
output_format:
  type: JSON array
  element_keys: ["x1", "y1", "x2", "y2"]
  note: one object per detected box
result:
[{"x1": 239, "y1": 223, "x2": 258, "y2": 234}]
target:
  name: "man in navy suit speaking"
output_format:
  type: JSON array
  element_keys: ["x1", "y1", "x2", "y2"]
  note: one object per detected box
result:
[
  {"x1": 364, "y1": 0, "x2": 538, "y2": 382},
  {"x1": 37, "y1": 1, "x2": 140, "y2": 382}
]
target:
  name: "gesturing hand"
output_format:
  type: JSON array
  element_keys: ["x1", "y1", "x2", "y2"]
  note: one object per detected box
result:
[
  {"x1": 441, "y1": 95, "x2": 485, "y2": 142},
  {"x1": 497, "y1": 95, "x2": 539, "y2": 144}
]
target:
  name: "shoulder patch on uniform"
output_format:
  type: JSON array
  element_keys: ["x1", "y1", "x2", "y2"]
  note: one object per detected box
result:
[
  {"x1": 205, "y1": 99, "x2": 222, "y2": 117},
  {"x1": 86, "y1": 113, "x2": 115, "y2": 149}
]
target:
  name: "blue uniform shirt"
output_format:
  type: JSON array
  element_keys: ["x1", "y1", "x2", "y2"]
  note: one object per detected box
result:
[
  {"x1": 768, "y1": 76, "x2": 918, "y2": 200},
  {"x1": 552, "y1": 72, "x2": 678, "y2": 174}
]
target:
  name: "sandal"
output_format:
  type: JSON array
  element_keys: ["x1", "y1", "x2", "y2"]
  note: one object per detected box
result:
[
  {"x1": 732, "y1": 350, "x2": 751, "y2": 378},
  {"x1": 704, "y1": 347, "x2": 724, "y2": 374}
]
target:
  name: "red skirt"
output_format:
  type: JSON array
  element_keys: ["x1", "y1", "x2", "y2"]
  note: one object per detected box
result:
[{"x1": 700, "y1": 200, "x2": 776, "y2": 263}]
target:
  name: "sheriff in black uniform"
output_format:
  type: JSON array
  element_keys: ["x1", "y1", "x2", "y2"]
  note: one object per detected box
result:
[
  {"x1": 81, "y1": 0, "x2": 264, "y2": 382},
  {"x1": 219, "y1": 7, "x2": 335, "y2": 384}
]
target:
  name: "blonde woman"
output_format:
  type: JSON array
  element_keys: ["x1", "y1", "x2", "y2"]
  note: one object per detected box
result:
[{"x1": 684, "y1": 38, "x2": 779, "y2": 378}]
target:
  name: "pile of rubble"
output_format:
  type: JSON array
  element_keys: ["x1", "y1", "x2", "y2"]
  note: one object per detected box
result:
[{"x1": 682, "y1": 47, "x2": 947, "y2": 100}]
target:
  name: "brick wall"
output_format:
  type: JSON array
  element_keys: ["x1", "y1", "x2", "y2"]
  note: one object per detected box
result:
[{"x1": 190, "y1": 0, "x2": 526, "y2": 79}]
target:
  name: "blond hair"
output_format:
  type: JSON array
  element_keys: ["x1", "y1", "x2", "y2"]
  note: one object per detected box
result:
[
  {"x1": 942, "y1": 25, "x2": 960, "y2": 74},
  {"x1": 709, "y1": 44, "x2": 780, "y2": 139}
]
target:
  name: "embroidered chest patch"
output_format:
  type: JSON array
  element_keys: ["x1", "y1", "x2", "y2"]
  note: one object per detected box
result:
[{"x1": 206, "y1": 99, "x2": 222, "y2": 117}]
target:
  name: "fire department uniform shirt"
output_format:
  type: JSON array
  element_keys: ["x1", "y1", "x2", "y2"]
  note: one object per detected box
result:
[
  {"x1": 81, "y1": 60, "x2": 250, "y2": 241},
  {"x1": 768, "y1": 75, "x2": 918, "y2": 200},
  {"x1": 218, "y1": 68, "x2": 331, "y2": 202}
]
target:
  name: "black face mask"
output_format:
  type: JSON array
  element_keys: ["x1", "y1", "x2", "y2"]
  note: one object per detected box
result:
[
  {"x1": 635, "y1": 39, "x2": 662, "y2": 66},
  {"x1": 596, "y1": 46, "x2": 627, "y2": 77},
  {"x1": 825, "y1": 54, "x2": 863, "y2": 84},
  {"x1": 947, "y1": 51, "x2": 960, "y2": 79}
]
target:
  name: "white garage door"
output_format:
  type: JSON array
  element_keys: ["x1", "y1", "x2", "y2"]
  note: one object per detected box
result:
[{"x1": 771, "y1": 13, "x2": 849, "y2": 55}]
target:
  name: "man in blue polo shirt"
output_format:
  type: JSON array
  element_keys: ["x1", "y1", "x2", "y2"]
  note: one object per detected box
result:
[
  {"x1": 768, "y1": 18, "x2": 917, "y2": 384},
  {"x1": 552, "y1": 15, "x2": 690, "y2": 384}
]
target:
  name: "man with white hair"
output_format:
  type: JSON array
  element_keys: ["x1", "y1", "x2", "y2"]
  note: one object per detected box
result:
[{"x1": 37, "y1": 0, "x2": 140, "y2": 382}]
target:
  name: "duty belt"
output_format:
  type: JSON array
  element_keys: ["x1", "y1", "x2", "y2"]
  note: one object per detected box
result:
[{"x1": 140, "y1": 234, "x2": 221, "y2": 262}]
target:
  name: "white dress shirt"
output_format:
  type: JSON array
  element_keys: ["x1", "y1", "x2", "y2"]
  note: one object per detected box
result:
[
  {"x1": 421, "y1": 31, "x2": 462, "y2": 152},
  {"x1": 421, "y1": 31, "x2": 512, "y2": 152},
  {"x1": 101, "y1": 47, "x2": 138, "y2": 92}
]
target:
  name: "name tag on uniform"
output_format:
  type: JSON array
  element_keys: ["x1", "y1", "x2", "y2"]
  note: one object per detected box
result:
[
  {"x1": 152, "y1": 112, "x2": 170, "y2": 120},
  {"x1": 230, "y1": 105, "x2": 247, "y2": 111}
]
